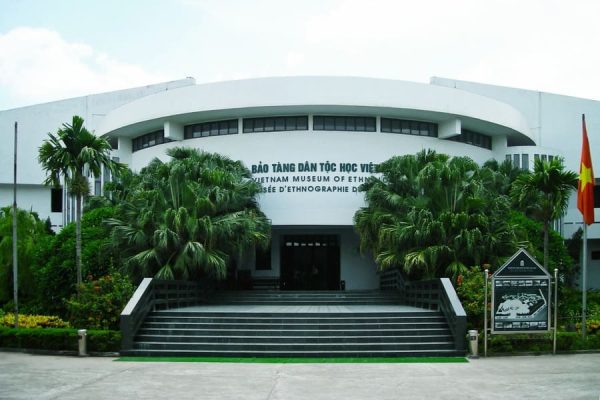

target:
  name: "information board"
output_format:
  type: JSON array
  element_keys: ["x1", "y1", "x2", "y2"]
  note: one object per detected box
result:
[{"x1": 491, "y1": 249, "x2": 551, "y2": 334}]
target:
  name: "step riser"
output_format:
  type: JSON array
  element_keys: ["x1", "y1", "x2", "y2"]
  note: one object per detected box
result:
[
  {"x1": 137, "y1": 329, "x2": 451, "y2": 337},
  {"x1": 132, "y1": 342, "x2": 456, "y2": 351},
  {"x1": 144, "y1": 317, "x2": 446, "y2": 324},
  {"x1": 146, "y1": 311, "x2": 437, "y2": 318},
  {"x1": 122, "y1": 349, "x2": 463, "y2": 358},
  {"x1": 140, "y1": 323, "x2": 448, "y2": 330},
  {"x1": 135, "y1": 335, "x2": 454, "y2": 344}
]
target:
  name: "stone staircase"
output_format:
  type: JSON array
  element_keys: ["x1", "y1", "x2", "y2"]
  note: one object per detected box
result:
[{"x1": 122, "y1": 291, "x2": 463, "y2": 357}]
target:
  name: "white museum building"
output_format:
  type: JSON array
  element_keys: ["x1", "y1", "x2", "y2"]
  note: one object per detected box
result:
[{"x1": 0, "y1": 76, "x2": 598, "y2": 289}]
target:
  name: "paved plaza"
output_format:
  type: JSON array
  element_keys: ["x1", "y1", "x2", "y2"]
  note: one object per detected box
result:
[{"x1": 0, "y1": 351, "x2": 598, "y2": 399}]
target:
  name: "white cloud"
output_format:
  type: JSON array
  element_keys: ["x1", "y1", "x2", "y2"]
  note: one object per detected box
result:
[{"x1": 0, "y1": 27, "x2": 168, "y2": 109}]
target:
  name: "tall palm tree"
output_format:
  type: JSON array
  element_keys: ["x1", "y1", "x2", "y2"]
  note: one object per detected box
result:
[
  {"x1": 38, "y1": 115, "x2": 125, "y2": 286},
  {"x1": 510, "y1": 157, "x2": 577, "y2": 269}
]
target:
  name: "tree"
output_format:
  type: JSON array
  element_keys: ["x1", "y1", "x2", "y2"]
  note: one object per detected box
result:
[
  {"x1": 33, "y1": 205, "x2": 120, "y2": 317},
  {"x1": 107, "y1": 148, "x2": 271, "y2": 281},
  {"x1": 0, "y1": 207, "x2": 50, "y2": 306},
  {"x1": 510, "y1": 158, "x2": 577, "y2": 269},
  {"x1": 38, "y1": 115, "x2": 125, "y2": 286},
  {"x1": 354, "y1": 151, "x2": 521, "y2": 280}
]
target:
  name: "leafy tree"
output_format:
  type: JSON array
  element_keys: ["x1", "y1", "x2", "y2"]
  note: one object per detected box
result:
[
  {"x1": 0, "y1": 207, "x2": 50, "y2": 305},
  {"x1": 354, "y1": 151, "x2": 521, "y2": 280},
  {"x1": 33, "y1": 206, "x2": 119, "y2": 317},
  {"x1": 108, "y1": 148, "x2": 271, "y2": 281},
  {"x1": 508, "y1": 211, "x2": 575, "y2": 277},
  {"x1": 38, "y1": 115, "x2": 126, "y2": 286},
  {"x1": 510, "y1": 158, "x2": 577, "y2": 269}
]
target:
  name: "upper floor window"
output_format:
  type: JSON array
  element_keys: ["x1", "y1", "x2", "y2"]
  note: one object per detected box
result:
[
  {"x1": 243, "y1": 116, "x2": 308, "y2": 133},
  {"x1": 447, "y1": 129, "x2": 492, "y2": 150},
  {"x1": 184, "y1": 119, "x2": 238, "y2": 139},
  {"x1": 132, "y1": 130, "x2": 172, "y2": 152},
  {"x1": 313, "y1": 116, "x2": 376, "y2": 132},
  {"x1": 381, "y1": 118, "x2": 437, "y2": 137}
]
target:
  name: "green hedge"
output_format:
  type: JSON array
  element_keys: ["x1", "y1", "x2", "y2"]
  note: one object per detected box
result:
[
  {"x1": 0, "y1": 327, "x2": 121, "y2": 353},
  {"x1": 485, "y1": 331, "x2": 600, "y2": 354}
]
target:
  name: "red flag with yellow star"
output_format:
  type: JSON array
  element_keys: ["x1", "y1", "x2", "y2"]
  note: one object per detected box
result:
[{"x1": 578, "y1": 114, "x2": 595, "y2": 225}]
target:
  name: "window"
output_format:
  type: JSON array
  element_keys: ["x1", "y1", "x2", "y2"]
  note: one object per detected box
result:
[
  {"x1": 521, "y1": 154, "x2": 529, "y2": 170},
  {"x1": 447, "y1": 129, "x2": 492, "y2": 150},
  {"x1": 132, "y1": 130, "x2": 172, "y2": 152},
  {"x1": 51, "y1": 188, "x2": 63, "y2": 212},
  {"x1": 381, "y1": 118, "x2": 438, "y2": 137},
  {"x1": 594, "y1": 183, "x2": 600, "y2": 208},
  {"x1": 313, "y1": 116, "x2": 376, "y2": 132},
  {"x1": 184, "y1": 119, "x2": 238, "y2": 139},
  {"x1": 243, "y1": 116, "x2": 308, "y2": 133}
]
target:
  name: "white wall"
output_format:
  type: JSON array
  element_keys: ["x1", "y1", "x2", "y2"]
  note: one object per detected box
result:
[
  {"x1": 130, "y1": 127, "x2": 496, "y2": 226},
  {"x1": 0, "y1": 78, "x2": 195, "y2": 223}
]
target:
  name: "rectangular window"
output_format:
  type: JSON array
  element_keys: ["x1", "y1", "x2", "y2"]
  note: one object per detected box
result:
[
  {"x1": 365, "y1": 117, "x2": 376, "y2": 132},
  {"x1": 51, "y1": 188, "x2": 63, "y2": 212},
  {"x1": 275, "y1": 117, "x2": 285, "y2": 131},
  {"x1": 447, "y1": 129, "x2": 492, "y2": 150},
  {"x1": 297, "y1": 116, "x2": 308, "y2": 130},
  {"x1": 513, "y1": 154, "x2": 520, "y2": 167},
  {"x1": 381, "y1": 118, "x2": 438, "y2": 137},
  {"x1": 313, "y1": 116, "x2": 324, "y2": 130},
  {"x1": 132, "y1": 130, "x2": 168, "y2": 152},
  {"x1": 521, "y1": 154, "x2": 529, "y2": 170},
  {"x1": 313, "y1": 116, "x2": 375, "y2": 132},
  {"x1": 243, "y1": 116, "x2": 308, "y2": 133},
  {"x1": 381, "y1": 118, "x2": 391, "y2": 132}
]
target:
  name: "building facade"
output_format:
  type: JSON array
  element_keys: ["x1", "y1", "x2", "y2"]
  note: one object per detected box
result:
[{"x1": 1, "y1": 76, "x2": 598, "y2": 289}]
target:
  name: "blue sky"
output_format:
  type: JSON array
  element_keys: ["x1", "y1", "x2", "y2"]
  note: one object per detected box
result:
[{"x1": 1, "y1": 0, "x2": 600, "y2": 110}]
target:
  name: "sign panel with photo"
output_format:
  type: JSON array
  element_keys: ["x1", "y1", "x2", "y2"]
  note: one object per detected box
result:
[{"x1": 491, "y1": 249, "x2": 552, "y2": 334}]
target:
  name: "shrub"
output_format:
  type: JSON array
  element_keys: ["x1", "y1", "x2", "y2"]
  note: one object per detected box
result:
[
  {"x1": 485, "y1": 331, "x2": 600, "y2": 353},
  {"x1": 66, "y1": 272, "x2": 133, "y2": 330},
  {"x1": 1, "y1": 313, "x2": 69, "y2": 328},
  {"x1": 455, "y1": 266, "x2": 489, "y2": 329},
  {"x1": 0, "y1": 327, "x2": 121, "y2": 352}
]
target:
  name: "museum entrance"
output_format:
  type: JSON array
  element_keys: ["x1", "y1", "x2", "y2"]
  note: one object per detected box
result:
[{"x1": 280, "y1": 235, "x2": 340, "y2": 290}]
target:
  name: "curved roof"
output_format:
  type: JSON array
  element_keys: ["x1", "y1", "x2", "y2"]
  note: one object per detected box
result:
[{"x1": 97, "y1": 76, "x2": 535, "y2": 145}]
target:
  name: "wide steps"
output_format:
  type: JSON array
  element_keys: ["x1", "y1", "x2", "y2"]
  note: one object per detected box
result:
[{"x1": 124, "y1": 290, "x2": 462, "y2": 357}]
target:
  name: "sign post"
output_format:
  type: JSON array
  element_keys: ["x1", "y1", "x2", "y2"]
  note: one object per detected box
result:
[{"x1": 491, "y1": 249, "x2": 551, "y2": 334}]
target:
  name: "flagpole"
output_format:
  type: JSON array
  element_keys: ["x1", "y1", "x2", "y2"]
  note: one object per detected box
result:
[
  {"x1": 582, "y1": 223, "x2": 587, "y2": 341},
  {"x1": 12, "y1": 122, "x2": 19, "y2": 329}
]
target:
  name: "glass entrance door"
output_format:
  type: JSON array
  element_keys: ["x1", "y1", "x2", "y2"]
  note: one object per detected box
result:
[{"x1": 280, "y1": 235, "x2": 340, "y2": 290}]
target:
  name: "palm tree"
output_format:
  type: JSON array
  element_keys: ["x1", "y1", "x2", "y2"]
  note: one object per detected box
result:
[
  {"x1": 510, "y1": 157, "x2": 577, "y2": 269},
  {"x1": 355, "y1": 151, "x2": 520, "y2": 280},
  {"x1": 107, "y1": 148, "x2": 271, "y2": 281},
  {"x1": 38, "y1": 115, "x2": 125, "y2": 286}
]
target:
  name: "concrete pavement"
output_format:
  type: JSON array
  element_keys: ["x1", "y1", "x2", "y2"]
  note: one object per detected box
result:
[{"x1": 0, "y1": 351, "x2": 598, "y2": 399}]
